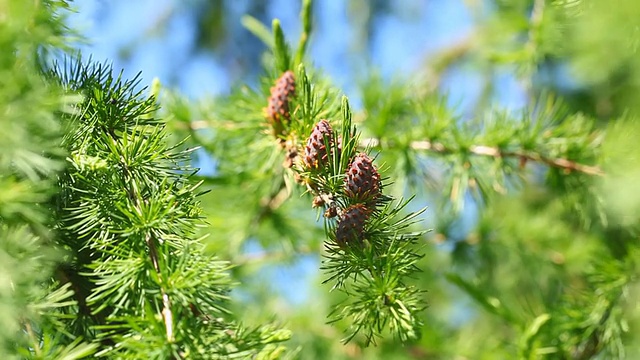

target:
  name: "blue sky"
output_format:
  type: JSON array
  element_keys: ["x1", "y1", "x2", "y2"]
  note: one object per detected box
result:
[{"x1": 67, "y1": 0, "x2": 526, "y2": 108}]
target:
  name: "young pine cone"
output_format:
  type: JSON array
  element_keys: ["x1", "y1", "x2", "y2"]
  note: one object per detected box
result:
[
  {"x1": 335, "y1": 204, "x2": 369, "y2": 247},
  {"x1": 266, "y1": 70, "x2": 295, "y2": 137},
  {"x1": 304, "y1": 119, "x2": 333, "y2": 170},
  {"x1": 344, "y1": 153, "x2": 381, "y2": 204}
]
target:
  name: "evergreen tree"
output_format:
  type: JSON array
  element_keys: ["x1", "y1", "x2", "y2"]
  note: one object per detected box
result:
[{"x1": 2, "y1": 0, "x2": 640, "y2": 359}]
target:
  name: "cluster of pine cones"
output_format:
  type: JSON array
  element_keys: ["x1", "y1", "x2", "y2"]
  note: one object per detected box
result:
[{"x1": 266, "y1": 71, "x2": 382, "y2": 248}]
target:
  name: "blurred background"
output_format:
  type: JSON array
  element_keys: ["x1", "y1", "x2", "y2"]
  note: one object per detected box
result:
[
  {"x1": 67, "y1": 1, "x2": 527, "y2": 109},
  {"x1": 66, "y1": 0, "x2": 514, "y2": 296},
  {"x1": 64, "y1": 1, "x2": 640, "y2": 358},
  {"x1": 67, "y1": 0, "x2": 490, "y2": 307}
]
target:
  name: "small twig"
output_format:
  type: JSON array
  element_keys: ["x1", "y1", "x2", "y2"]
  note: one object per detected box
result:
[
  {"x1": 110, "y1": 133, "x2": 176, "y2": 343},
  {"x1": 255, "y1": 175, "x2": 291, "y2": 225},
  {"x1": 361, "y1": 138, "x2": 604, "y2": 176},
  {"x1": 24, "y1": 321, "x2": 41, "y2": 357},
  {"x1": 145, "y1": 232, "x2": 175, "y2": 343},
  {"x1": 186, "y1": 120, "x2": 209, "y2": 130},
  {"x1": 260, "y1": 183, "x2": 291, "y2": 211}
]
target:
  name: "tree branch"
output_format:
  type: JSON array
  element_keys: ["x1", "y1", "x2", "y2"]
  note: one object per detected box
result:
[
  {"x1": 360, "y1": 138, "x2": 604, "y2": 176},
  {"x1": 114, "y1": 135, "x2": 176, "y2": 344}
]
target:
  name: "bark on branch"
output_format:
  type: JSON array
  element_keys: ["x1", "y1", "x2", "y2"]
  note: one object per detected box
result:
[{"x1": 360, "y1": 138, "x2": 604, "y2": 176}]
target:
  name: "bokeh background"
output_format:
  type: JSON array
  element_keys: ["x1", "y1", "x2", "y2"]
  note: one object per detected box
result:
[
  {"x1": 61, "y1": 1, "x2": 640, "y2": 358},
  {"x1": 65, "y1": 0, "x2": 525, "y2": 304},
  {"x1": 67, "y1": 1, "x2": 527, "y2": 110}
]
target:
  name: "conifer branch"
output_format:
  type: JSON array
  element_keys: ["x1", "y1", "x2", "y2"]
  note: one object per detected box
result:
[
  {"x1": 360, "y1": 138, "x2": 604, "y2": 176},
  {"x1": 44, "y1": 59, "x2": 292, "y2": 357},
  {"x1": 259, "y1": 65, "x2": 427, "y2": 344},
  {"x1": 110, "y1": 127, "x2": 176, "y2": 343}
]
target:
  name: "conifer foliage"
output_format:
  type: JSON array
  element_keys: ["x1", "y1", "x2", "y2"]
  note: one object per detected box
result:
[
  {"x1": 5, "y1": 0, "x2": 640, "y2": 359},
  {"x1": 48, "y1": 61, "x2": 289, "y2": 358},
  {"x1": 292, "y1": 99, "x2": 425, "y2": 344},
  {"x1": 167, "y1": 0, "x2": 640, "y2": 357},
  {"x1": 0, "y1": 2, "x2": 289, "y2": 356},
  {"x1": 198, "y1": 4, "x2": 429, "y2": 340}
]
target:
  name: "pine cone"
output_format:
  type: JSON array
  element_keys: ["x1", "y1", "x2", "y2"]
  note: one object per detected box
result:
[
  {"x1": 344, "y1": 153, "x2": 381, "y2": 204},
  {"x1": 266, "y1": 70, "x2": 295, "y2": 137},
  {"x1": 335, "y1": 204, "x2": 369, "y2": 247},
  {"x1": 304, "y1": 120, "x2": 333, "y2": 170}
]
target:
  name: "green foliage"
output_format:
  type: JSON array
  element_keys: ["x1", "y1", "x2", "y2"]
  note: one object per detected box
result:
[
  {"x1": 45, "y1": 60, "x2": 290, "y2": 358},
  {"x1": 0, "y1": 1, "x2": 96, "y2": 358},
  {"x1": 166, "y1": 12, "x2": 429, "y2": 343},
  {"x1": 157, "y1": 0, "x2": 640, "y2": 357},
  {"x1": 3, "y1": 0, "x2": 640, "y2": 359}
]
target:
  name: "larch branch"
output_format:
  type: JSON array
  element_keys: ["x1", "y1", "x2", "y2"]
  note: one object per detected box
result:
[
  {"x1": 360, "y1": 138, "x2": 604, "y2": 176},
  {"x1": 110, "y1": 133, "x2": 176, "y2": 344}
]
